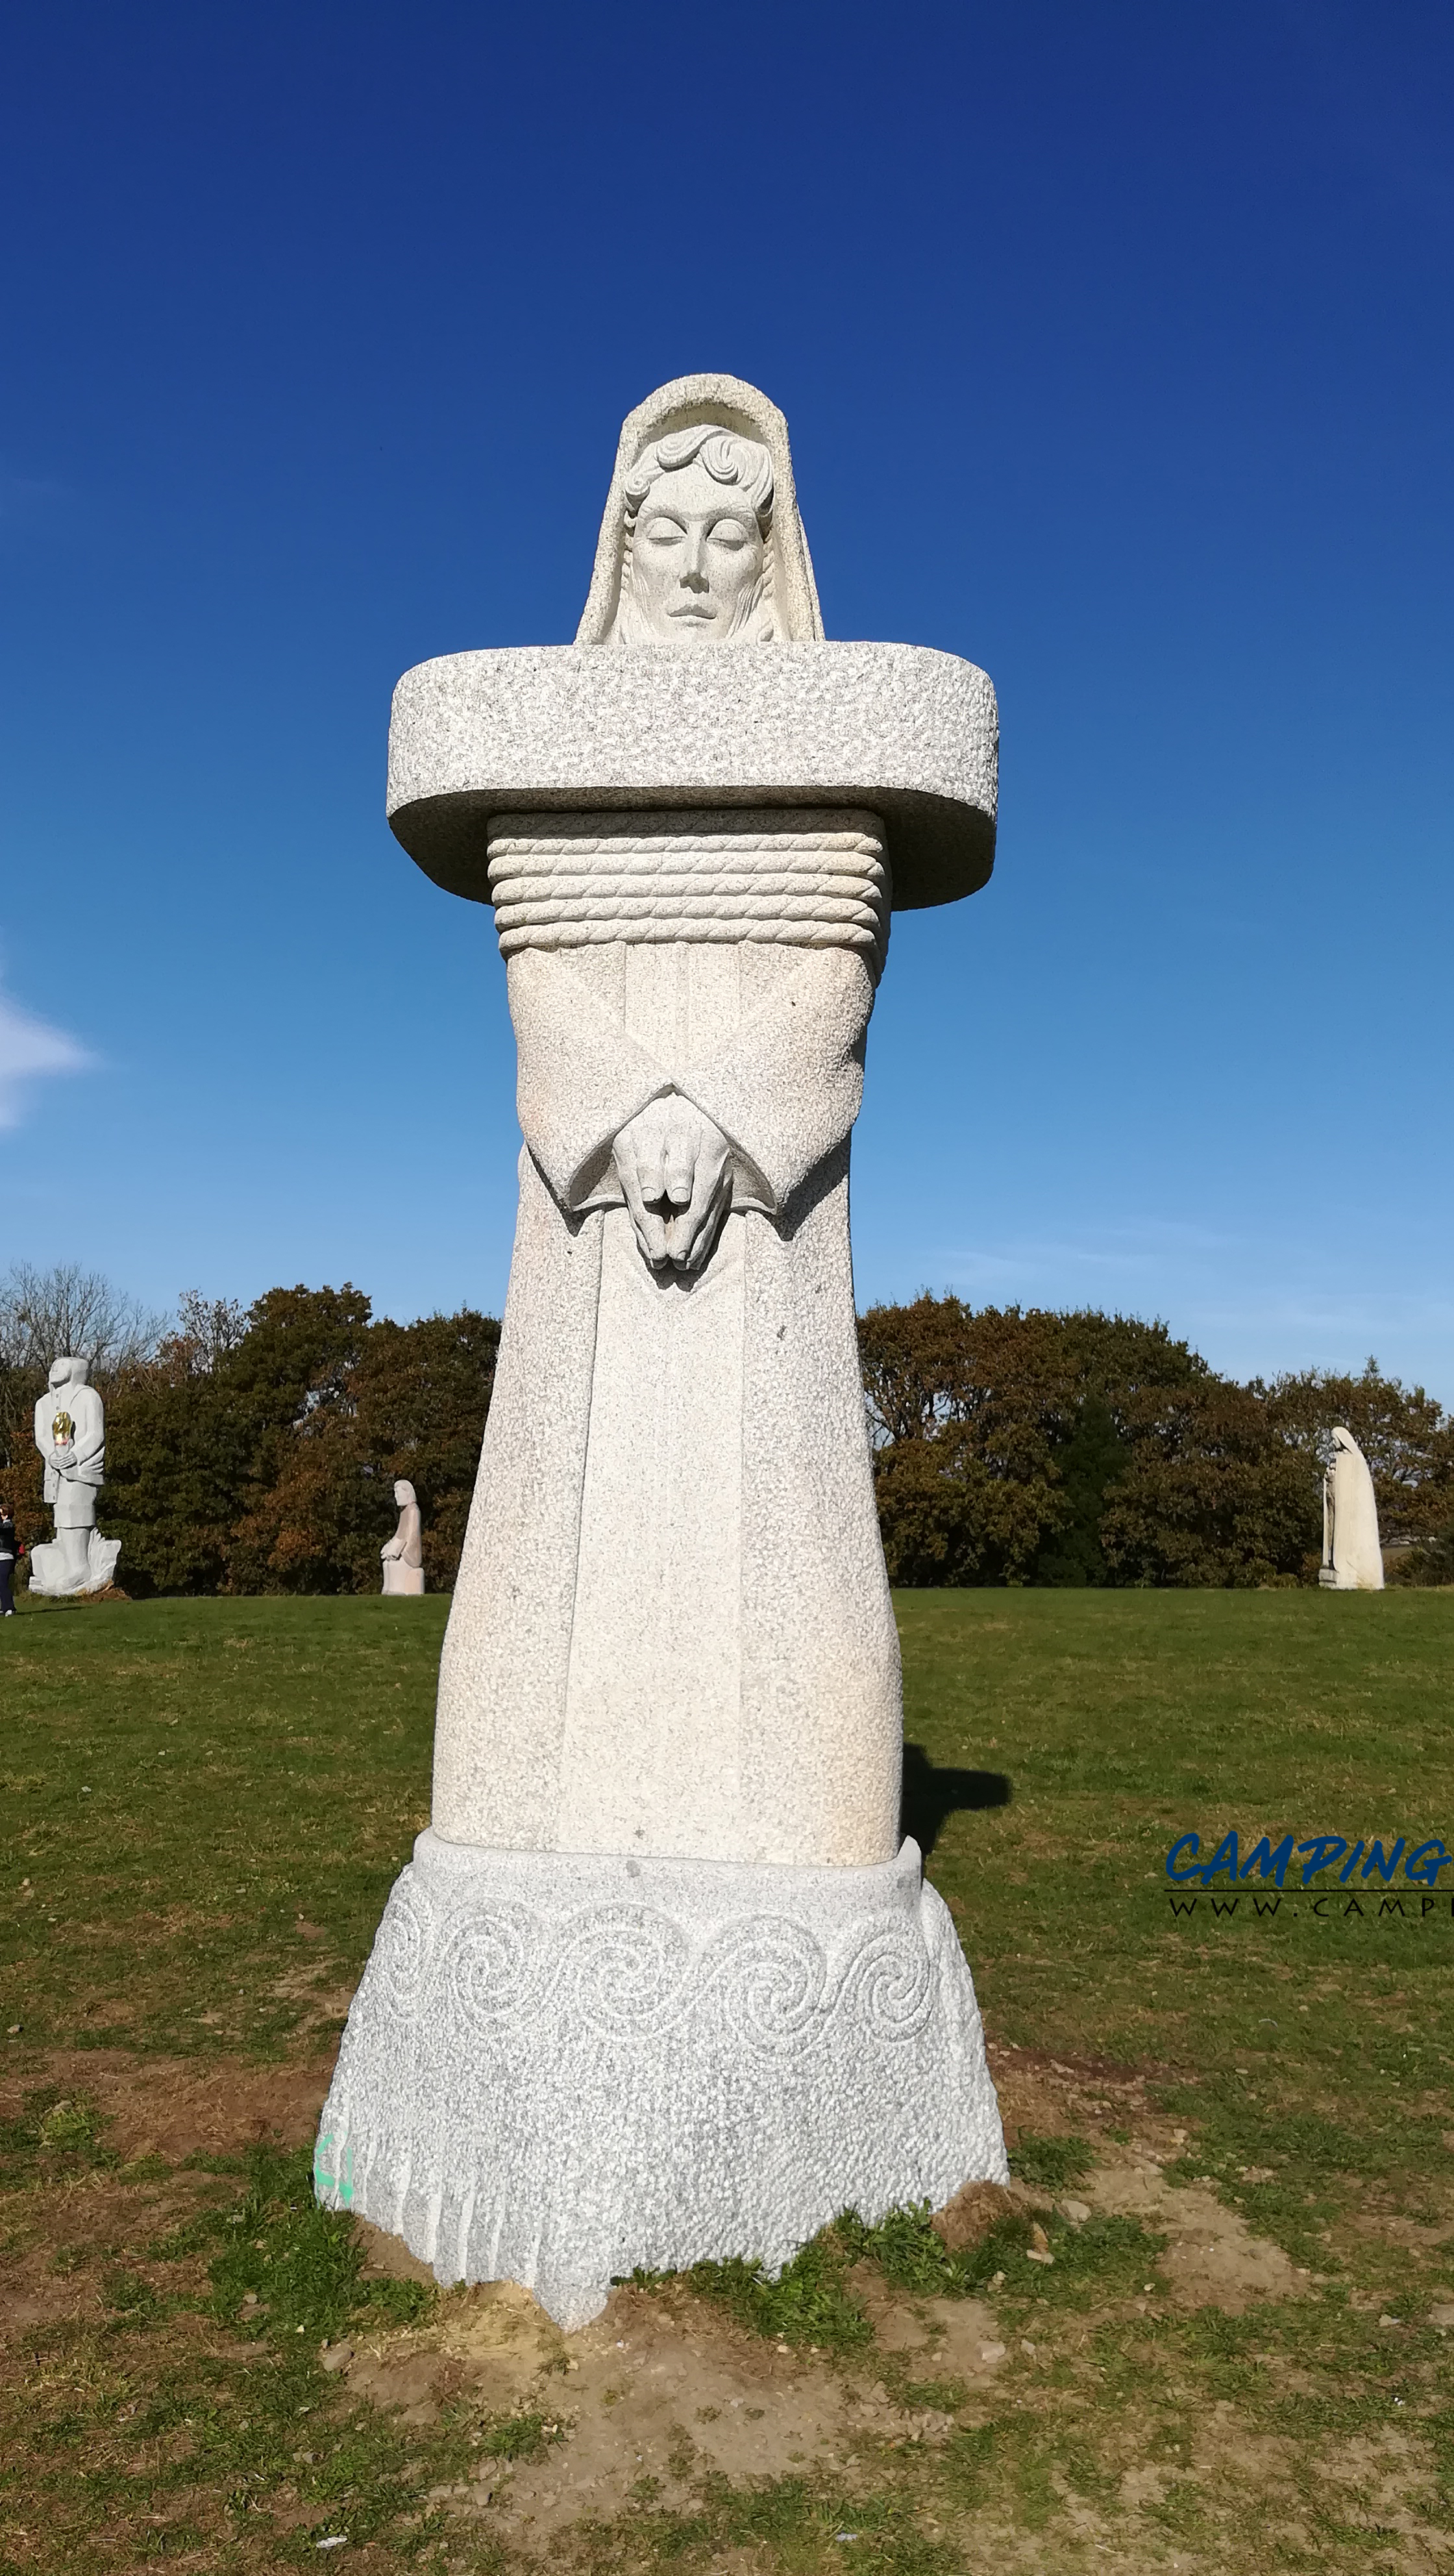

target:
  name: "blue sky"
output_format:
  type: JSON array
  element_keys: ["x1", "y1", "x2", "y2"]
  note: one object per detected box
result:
[{"x1": 3, "y1": 0, "x2": 1451, "y2": 1394}]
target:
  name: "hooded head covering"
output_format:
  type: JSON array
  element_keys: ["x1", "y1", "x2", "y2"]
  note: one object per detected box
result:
[
  {"x1": 576, "y1": 373, "x2": 824, "y2": 647},
  {"x1": 49, "y1": 1356, "x2": 90, "y2": 1391}
]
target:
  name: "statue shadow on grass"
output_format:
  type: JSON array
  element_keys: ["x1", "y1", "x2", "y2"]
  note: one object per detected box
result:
[{"x1": 900, "y1": 1742, "x2": 1013, "y2": 1860}]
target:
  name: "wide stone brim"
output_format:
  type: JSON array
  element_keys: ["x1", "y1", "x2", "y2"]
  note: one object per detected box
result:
[{"x1": 386, "y1": 642, "x2": 997, "y2": 914}]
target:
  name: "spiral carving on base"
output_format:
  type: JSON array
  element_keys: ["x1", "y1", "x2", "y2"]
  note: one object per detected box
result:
[
  {"x1": 356, "y1": 1868, "x2": 937, "y2": 2056},
  {"x1": 316, "y1": 1837, "x2": 1008, "y2": 2329},
  {"x1": 369, "y1": 1881, "x2": 433, "y2": 2024}
]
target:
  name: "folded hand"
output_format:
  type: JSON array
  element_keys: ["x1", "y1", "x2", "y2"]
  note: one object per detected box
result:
[{"x1": 612, "y1": 1095, "x2": 733, "y2": 1274}]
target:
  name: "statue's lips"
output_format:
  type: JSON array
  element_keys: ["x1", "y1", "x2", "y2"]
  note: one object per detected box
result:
[
  {"x1": 667, "y1": 604, "x2": 719, "y2": 621},
  {"x1": 386, "y1": 639, "x2": 998, "y2": 913}
]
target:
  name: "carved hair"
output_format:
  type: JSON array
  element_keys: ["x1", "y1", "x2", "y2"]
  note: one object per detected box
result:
[
  {"x1": 618, "y1": 425, "x2": 778, "y2": 643},
  {"x1": 578, "y1": 375, "x2": 824, "y2": 645},
  {"x1": 622, "y1": 426, "x2": 774, "y2": 533}
]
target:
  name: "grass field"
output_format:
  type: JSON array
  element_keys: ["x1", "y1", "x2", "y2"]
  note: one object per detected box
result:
[{"x1": 1, "y1": 1589, "x2": 1451, "y2": 2571}]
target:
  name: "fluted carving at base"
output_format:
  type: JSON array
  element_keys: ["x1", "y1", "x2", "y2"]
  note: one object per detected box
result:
[{"x1": 315, "y1": 1829, "x2": 1005, "y2": 2330}]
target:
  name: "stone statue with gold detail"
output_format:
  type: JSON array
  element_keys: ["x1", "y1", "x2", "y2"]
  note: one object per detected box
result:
[{"x1": 29, "y1": 1356, "x2": 122, "y2": 1597}]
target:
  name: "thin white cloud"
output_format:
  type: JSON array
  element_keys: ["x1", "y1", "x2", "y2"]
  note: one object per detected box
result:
[
  {"x1": 0, "y1": 989, "x2": 93, "y2": 1127},
  {"x1": 890, "y1": 1220, "x2": 1454, "y2": 1402}
]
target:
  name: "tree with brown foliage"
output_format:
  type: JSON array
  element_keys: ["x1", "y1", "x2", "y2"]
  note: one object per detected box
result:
[
  {"x1": 8, "y1": 1263, "x2": 1448, "y2": 1596},
  {"x1": 859, "y1": 1293, "x2": 1061, "y2": 1584},
  {"x1": 1100, "y1": 1373, "x2": 1318, "y2": 1587},
  {"x1": 219, "y1": 1285, "x2": 376, "y2": 1591},
  {"x1": 227, "y1": 1306, "x2": 500, "y2": 1594},
  {"x1": 859, "y1": 1296, "x2": 1218, "y2": 1584},
  {"x1": 1256, "y1": 1360, "x2": 1454, "y2": 1546},
  {"x1": 859, "y1": 1296, "x2": 1338, "y2": 1587},
  {"x1": 102, "y1": 1304, "x2": 255, "y2": 1594},
  {"x1": 49, "y1": 1280, "x2": 500, "y2": 1598}
]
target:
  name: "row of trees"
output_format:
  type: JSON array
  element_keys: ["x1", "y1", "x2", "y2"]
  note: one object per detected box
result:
[
  {"x1": 861, "y1": 1297, "x2": 1454, "y2": 1588},
  {"x1": 3, "y1": 1267, "x2": 1451, "y2": 1592}
]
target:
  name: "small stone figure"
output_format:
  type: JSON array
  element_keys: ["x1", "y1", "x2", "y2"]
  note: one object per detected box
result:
[
  {"x1": 29, "y1": 1357, "x2": 121, "y2": 1598},
  {"x1": 1320, "y1": 1426, "x2": 1384, "y2": 1591},
  {"x1": 381, "y1": 1479, "x2": 425, "y2": 1595}
]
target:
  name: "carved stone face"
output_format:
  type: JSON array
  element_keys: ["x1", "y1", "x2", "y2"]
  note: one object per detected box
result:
[{"x1": 628, "y1": 458, "x2": 765, "y2": 646}]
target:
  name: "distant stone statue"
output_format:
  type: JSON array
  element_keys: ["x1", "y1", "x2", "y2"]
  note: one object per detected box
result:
[
  {"x1": 1320, "y1": 1426, "x2": 1384, "y2": 1591},
  {"x1": 380, "y1": 1478, "x2": 425, "y2": 1594},
  {"x1": 29, "y1": 1357, "x2": 121, "y2": 1597}
]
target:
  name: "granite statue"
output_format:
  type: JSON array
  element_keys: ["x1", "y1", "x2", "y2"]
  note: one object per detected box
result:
[
  {"x1": 381, "y1": 1478, "x2": 425, "y2": 1594},
  {"x1": 27, "y1": 1357, "x2": 121, "y2": 1598},
  {"x1": 317, "y1": 375, "x2": 1007, "y2": 2326},
  {"x1": 1320, "y1": 1425, "x2": 1385, "y2": 1591}
]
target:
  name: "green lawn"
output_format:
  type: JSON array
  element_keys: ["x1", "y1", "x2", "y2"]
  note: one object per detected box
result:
[
  {"x1": 2, "y1": 1595, "x2": 444, "y2": 2059},
  {"x1": 1, "y1": 1590, "x2": 1451, "y2": 2571},
  {"x1": 905, "y1": 1589, "x2": 1454, "y2": 2171}
]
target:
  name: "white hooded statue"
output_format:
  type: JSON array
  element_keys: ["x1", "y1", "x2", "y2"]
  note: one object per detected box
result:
[
  {"x1": 1320, "y1": 1426, "x2": 1384, "y2": 1591},
  {"x1": 380, "y1": 1479, "x2": 425, "y2": 1595},
  {"x1": 317, "y1": 373, "x2": 1007, "y2": 2330},
  {"x1": 29, "y1": 1356, "x2": 122, "y2": 1597}
]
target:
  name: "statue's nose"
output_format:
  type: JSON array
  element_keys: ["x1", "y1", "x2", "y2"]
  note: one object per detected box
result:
[{"x1": 680, "y1": 530, "x2": 709, "y2": 589}]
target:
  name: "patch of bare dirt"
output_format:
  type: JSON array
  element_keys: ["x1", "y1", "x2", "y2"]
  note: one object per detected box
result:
[
  {"x1": 1086, "y1": 2157, "x2": 1309, "y2": 2311},
  {"x1": 1348, "y1": 2207, "x2": 1454, "y2": 2251},
  {"x1": 987, "y1": 2036, "x2": 1166, "y2": 2142},
  {"x1": 353, "y1": 2216, "x2": 436, "y2": 2285},
  {"x1": 335, "y1": 2276, "x2": 962, "y2": 2547},
  {"x1": 1315, "y1": 2423, "x2": 1446, "y2": 2542},
  {"x1": 846, "y1": 2259, "x2": 1007, "y2": 2376},
  {"x1": 0, "y1": 2048, "x2": 336, "y2": 2162},
  {"x1": 987, "y1": 2039, "x2": 1313, "y2": 2313},
  {"x1": 320, "y1": 2040, "x2": 1333, "y2": 2545},
  {"x1": 931, "y1": 2174, "x2": 1021, "y2": 2251},
  {"x1": 0, "y1": 2244, "x2": 95, "y2": 2338},
  {"x1": 267, "y1": 1960, "x2": 358, "y2": 2042}
]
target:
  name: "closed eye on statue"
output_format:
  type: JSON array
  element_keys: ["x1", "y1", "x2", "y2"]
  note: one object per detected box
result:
[
  {"x1": 641, "y1": 517, "x2": 685, "y2": 545},
  {"x1": 707, "y1": 519, "x2": 752, "y2": 549}
]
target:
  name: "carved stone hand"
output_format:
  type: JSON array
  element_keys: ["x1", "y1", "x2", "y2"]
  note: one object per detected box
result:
[{"x1": 612, "y1": 1093, "x2": 733, "y2": 1274}]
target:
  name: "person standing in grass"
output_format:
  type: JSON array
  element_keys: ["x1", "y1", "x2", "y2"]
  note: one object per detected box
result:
[{"x1": 0, "y1": 1508, "x2": 16, "y2": 1616}]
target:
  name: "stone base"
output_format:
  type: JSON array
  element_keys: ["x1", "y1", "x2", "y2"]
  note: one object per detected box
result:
[
  {"x1": 28, "y1": 1529, "x2": 121, "y2": 1598},
  {"x1": 315, "y1": 1830, "x2": 1006, "y2": 2330},
  {"x1": 381, "y1": 1563, "x2": 425, "y2": 1596}
]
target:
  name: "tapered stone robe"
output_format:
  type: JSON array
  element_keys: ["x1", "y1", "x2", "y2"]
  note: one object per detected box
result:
[{"x1": 433, "y1": 811, "x2": 900, "y2": 1868}]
